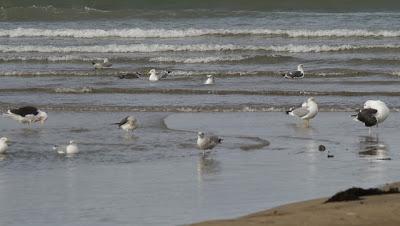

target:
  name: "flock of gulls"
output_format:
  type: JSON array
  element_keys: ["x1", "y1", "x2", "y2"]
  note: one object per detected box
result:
[{"x1": 0, "y1": 61, "x2": 391, "y2": 156}]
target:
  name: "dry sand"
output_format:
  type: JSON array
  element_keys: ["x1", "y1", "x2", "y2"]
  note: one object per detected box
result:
[{"x1": 191, "y1": 183, "x2": 400, "y2": 226}]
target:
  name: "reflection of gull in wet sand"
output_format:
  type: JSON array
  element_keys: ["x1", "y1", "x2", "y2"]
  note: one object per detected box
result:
[
  {"x1": 113, "y1": 116, "x2": 138, "y2": 132},
  {"x1": 92, "y1": 58, "x2": 112, "y2": 69},
  {"x1": 358, "y1": 135, "x2": 389, "y2": 160},
  {"x1": 282, "y1": 64, "x2": 305, "y2": 79},
  {"x1": 286, "y1": 97, "x2": 318, "y2": 127},
  {"x1": 197, "y1": 156, "x2": 221, "y2": 177},
  {"x1": 197, "y1": 132, "x2": 223, "y2": 156},
  {"x1": 3, "y1": 106, "x2": 48, "y2": 124},
  {"x1": 0, "y1": 137, "x2": 10, "y2": 154},
  {"x1": 204, "y1": 75, "x2": 215, "y2": 85},
  {"x1": 54, "y1": 140, "x2": 79, "y2": 155},
  {"x1": 352, "y1": 100, "x2": 389, "y2": 133}
]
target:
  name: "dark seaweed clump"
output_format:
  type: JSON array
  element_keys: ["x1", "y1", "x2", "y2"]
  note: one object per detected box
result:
[{"x1": 325, "y1": 187, "x2": 399, "y2": 203}]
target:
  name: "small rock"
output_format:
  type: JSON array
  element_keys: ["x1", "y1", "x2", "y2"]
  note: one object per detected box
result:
[{"x1": 318, "y1": 145, "x2": 326, "y2": 152}]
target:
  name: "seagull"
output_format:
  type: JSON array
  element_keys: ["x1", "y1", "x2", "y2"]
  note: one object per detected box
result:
[
  {"x1": 3, "y1": 106, "x2": 48, "y2": 124},
  {"x1": 0, "y1": 137, "x2": 10, "y2": 154},
  {"x1": 352, "y1": 100, "x2": 389, "y2": 131},
  {"x1": 204, "y1": 75, "x2": 215, "y2": 85},
  {"x1": 282, "y1": 64, "x2": 305, "y2": 79},
  {"x1": 148, "y1": 69, "x2": 171, "y2": 81},
  {"x1": 197, "y1": 132, "x2": 223, "y2": 156},
  {"x1": 113, "y1": 116, "x2": 138, "y2": 132},
  {"x1": 54, "y1": 140, "x2": 79, "y2": 155},
  {"x1": 286, "y1": 97, "x2": 318, "y2": 127},
  {"x1": 92, "y1": 58, "x2": 112, "y2": 69}
]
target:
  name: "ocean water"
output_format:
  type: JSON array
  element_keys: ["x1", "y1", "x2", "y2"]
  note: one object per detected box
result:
[{"x1": 1, "y1": 2, "x2": 400, "y2": 226}]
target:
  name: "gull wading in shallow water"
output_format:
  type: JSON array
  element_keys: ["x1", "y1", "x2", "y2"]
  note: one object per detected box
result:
[
  {"x1": 92, "y1": 58, "x2": 112, "y2": 69},
  {"x1": 113, "y1": 116, "x2": 138, "y2": 132},
  {"x1": 3, "y1": 106, "x2": 48, "y2": 124},
  {"x1": 197, "y1": 132, "x2": 223, "y2": 156},
  {"x1": 286, "y1": 97, "x2": 318, "y2": 127},
  {"x1": 148, "y1": 69, "x2": 171, "y2": 81},
  {"x1": 204, "y1": 75, "x2": 215, "y2": 85},
  {"x1": 352, "y1": 100, "x2": 389, "y2": 132},
  {"x1": 282, "y1": 64, "x2": 305, "y2": 79},
  {"x1": 0, "y1": 137, "x2": 10, "y2": 154},
  {"x1": 54, "y1": 140, "x2": 79, "y2": 155}
]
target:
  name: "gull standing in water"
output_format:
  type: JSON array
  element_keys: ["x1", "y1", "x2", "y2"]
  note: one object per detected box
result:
[
  {"x1": 282, "y1": 64, "x2": 305, "y2": 79},
  {"x1": 92, "y1": 58, "x2": 112, "y2": 69},
  {"x1": 0, "y1": 137, "x2": 10, "y2": 154},
  {"x1": 197, "y1": 132, "x2": 223, "y2": 156},
  {"x1": 148, "y1": 69, "x2": 160, "y2": 81},
  {"x1": 54, "y1": 140, "x2": 79, "y2": 155},
  {"x1": 113, "y1": 116, "x2": 138, "y2": 132},
  {"x1": 3, "y1": 106, "x2": 48, "y2": 124},
  {"x1": 204, "y1": 75, "x2": 215, "y2": 85},
  {"x1": 148, "y1": 69, "x2": 171, "y2": 81},
  {"x1": 352, "y1": 100, "x2": 389, "y2": 133},
  {"x1": 286, "y1": 97, "x2": 318, "y2": 127}
]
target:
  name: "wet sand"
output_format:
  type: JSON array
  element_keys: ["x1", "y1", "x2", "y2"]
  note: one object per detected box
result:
[{"x1": 191, "y1": 183, "x2": 400, "y2": 226}]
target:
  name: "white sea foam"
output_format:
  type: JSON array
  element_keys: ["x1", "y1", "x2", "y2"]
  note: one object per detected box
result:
[
  {"x1": 0, "y1": 55, "x2": 99, "y2": 62},
  {"x1": 1, "y1": 28, "x2": 400, "y2": 38},
  {"x1": 0, "y1": 43, "x2": 398, "y2": 53},
  {"x1": 150, "y1": 55, "x2": 248, "y2": 63}
]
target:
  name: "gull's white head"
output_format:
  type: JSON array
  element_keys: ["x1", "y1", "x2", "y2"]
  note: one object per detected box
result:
[
  {"x1": 307, "y1": 97, "x2": 316, "y2": 103},
  {"x1": 363, "y1": 100, "x2": 386, "y2": 109},
  {"x1": 149, "y1": 69, "x2": 156, "y2": 75},
  {"x1": 206, "y1": 75, "x2": 213, "y2": 78},
  {"x1": 38, "y1": 110, "x2": 48, "y2": 124},
  {"x1": 103, "y1": 58, "x2": 109, "y2": 63},
  {"x1": 69, "y1": 140, "x2": 76, "y2": 145},
  {"x1": 297, "y1": 64, "x2": 304, "y2": 72},
  {"x1": 198, "y1": 131, "x2": 205, "y2": 139},
  {"x1": 127, "y1": 116, "x2": 137, "y2": 123},
  {"x1": 0, "y1": 137, "x2": 9, "y2": 144}
]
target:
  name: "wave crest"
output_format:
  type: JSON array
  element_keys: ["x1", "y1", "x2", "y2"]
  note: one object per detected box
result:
[
  {"x1": 1, "y1": 44, "x2": 399, "y2": 53},
  {"x1": 1, "y1": 28, "x2": 400, "y2": 38}
]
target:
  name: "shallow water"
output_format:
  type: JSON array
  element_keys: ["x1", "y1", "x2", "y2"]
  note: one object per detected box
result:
[
  {"x1": 1, "y1": 112, "x2": 400, "y2": 226},
  {"x1": 1, "y1": 4, "x2": 400, "y2": 226}
]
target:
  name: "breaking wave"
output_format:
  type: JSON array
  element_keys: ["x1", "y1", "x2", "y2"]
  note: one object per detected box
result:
[
  {"x1": 3, "y1": 87, "x2": 400, "y2": 97},
  {"x1": 1, "y1": 44, "x2": 400, "y2": 53},
  {"x1": 2, "y1": 28, "x2": 400, "y2": 38},
  {"x1": 150, "y1": 55, "x2": 247, "y2": 63}
]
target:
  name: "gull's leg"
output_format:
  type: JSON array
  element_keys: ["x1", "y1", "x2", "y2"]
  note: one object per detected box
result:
[{"x1": 304, "y1": 119, "x2": 310, "y2": 128}]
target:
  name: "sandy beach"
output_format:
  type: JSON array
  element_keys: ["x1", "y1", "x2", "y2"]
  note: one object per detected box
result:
[{"x1": 192, "y1": 183, "x2": 400, "y2": 226}]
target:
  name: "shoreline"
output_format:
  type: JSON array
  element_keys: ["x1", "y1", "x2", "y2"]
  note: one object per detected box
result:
[{"x1": 191, "y1": 182, "x2": 400, "y2": 226}]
